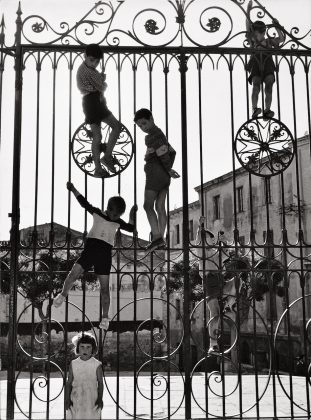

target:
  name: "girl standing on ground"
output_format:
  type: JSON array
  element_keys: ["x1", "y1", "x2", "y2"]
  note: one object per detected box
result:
[{"x1": 65, "y1": 332, "x2": 103, "y2": 419}]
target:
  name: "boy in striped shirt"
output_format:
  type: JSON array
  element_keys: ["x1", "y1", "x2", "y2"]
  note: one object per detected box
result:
[{"x1": 76, "y1": 44, "x2": 122, "y2": 177}]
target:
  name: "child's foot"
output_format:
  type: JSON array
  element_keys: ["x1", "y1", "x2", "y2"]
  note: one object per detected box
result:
[
  {"x1": 101, "y1": 155, "x2": 117, "y2": 173},
  {"x1": 252, "y1": 107, "x2": 262, "y2": 118},
  {"x1": 208, "y1": 344, "x2": 220, "y2": 355},
  {"x1": 263, "y1": 109, "x2": 274, "y2": 120},
  {"x1": 145, "y1": 237, "x2": 165, "y2": 252},
  {"x1": 53, "y1": 293, "x2": 66, "y2": 308},
  {"x1": 94, "y1": 167, "x2": 109, "y2": 178},
  {"x1": 99, "y1": 318, "x2": 110, "y2": 330}
]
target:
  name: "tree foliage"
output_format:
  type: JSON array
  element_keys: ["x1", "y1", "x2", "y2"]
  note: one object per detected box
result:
[
  {"x1": 1, "y1": 249, "x2": 97, "y2": 319},
  {"x1": 163, "y1": 260, "x2": 204, "y2": 302},
  {"x1": 163, "y1": 254, "x2": 285, "y2": 303}
]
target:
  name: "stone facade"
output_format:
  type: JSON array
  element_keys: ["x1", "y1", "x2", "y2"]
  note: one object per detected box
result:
[{"x1": 166, "y1": 134, "x2": 311, "y2": 371}]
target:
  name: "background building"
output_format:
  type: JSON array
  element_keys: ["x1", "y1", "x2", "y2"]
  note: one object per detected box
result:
[{"x1": 167, "y1": 134, "x2": 311, "y2": 372}]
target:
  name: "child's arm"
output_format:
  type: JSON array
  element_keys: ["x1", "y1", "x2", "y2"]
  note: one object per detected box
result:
[
  {"x1": 129, "y1": 204, "x2": 138, "y2": 226},
  {"x1": 88, "y1": 68, "x2": 107, "y2": 93},
  {"x1": 270, "y1": 18, "x2": 285, "y2": 47},
  {"x1": 67, "y1": 182, "x2": 97, "y2": 215},
  {"x1": 245, "y1": 0, "x2": 253, "y2": 46},
  {"x1": 95, "y1": 365, "x2": 104, "y2": 410},
  {"x1": 153, "y1": 145, "x2": 180, "y2": 178},
  {"x1": 65, "y1": 363, "x2": 73, "y2": 411},
  {"x1": 67, "y1": 181, "x2": 80, "y2": 198},
  {"x1": 118, "y1": 205, "x2": 138, "y2": 233}
]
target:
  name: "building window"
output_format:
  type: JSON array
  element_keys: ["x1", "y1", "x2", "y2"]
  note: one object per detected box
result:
[
  {"x1": 264, "y1": 178, "x2": 272, "y2": 204},
  {"x1": 175, "y1": 224, "x2": 180, "y2": 245},
  {"x1": 189, "y1": 220, "x2": 194, "y2": 241},
  {"x1": 237, "y1": 186, "x2": 244, "y2": 213},
  {"x1": 213, "y1": 195, "x2": 220, "y2": 220}
]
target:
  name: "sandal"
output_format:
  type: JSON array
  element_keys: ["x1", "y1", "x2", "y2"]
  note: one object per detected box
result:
[
  {"x1": 252, "y1": 107, "x2": 262, "y2": 118},
  {"x1": 263, "y1": 109, "x2": 275, "y2": 120}
]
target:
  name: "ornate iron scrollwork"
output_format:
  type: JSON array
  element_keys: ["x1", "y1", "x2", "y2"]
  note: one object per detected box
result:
[
  {"x1": 18, "y1": 1, "x2": 311, "y2": 49},
  {"x1": 71, "y1": 122, "x2": 134, "y2": 178},
  {"x1": 234, "y1": 117, "x2": 295, "y2": 177}
]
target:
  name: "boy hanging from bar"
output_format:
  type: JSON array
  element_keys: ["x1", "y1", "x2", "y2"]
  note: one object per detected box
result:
[
  {"x1": 246, "y1": 0, "x2": 285, "y2": 119},
  {"x1": 196, "y1": 218, "x2": 238, "y2": 355},
  {"x1": 134, "y1": 108, "x2": 180, "y2": 252},
  {"x1": 53, "y1": 182, "x2": 137, "y2": 330},
  {"x1": 77, "y1": 43, "x2": 123, "y2": 177}
]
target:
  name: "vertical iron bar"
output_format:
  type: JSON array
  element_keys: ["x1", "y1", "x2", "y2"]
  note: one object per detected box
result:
[
  {"x1": 179, "y1": 50, "x2": 191, "y2": 420},
  {"x1": 0, "y1": 14, "x2": 5, "y2": 150},
  {"x1": 117, "y1": 52, "x2": 121, "y2": 194},
  {"x1": 132, "y1": 52, "x2": 138, "y2": 420},
  {"x1": 164, "y1": 52, "x2": 171, "y2": 420},
  {"x1": 197, "y1": 52, "x2": 209, "y2": 416},
  {"x1": 228, "y1": 53, "x2": 237, "y2": 418},
  {"x1": 7, "y1": 4, "x2": 22, "y2": 418},
  {"x1": 28, "y1": 49, "x2": 42, "y2": 420},
  {"x1": 304, "y1": 56, "x2": 311, "y2": 156},
  {"x1": 64, "y1": 50, "x2": 73, "y2": 419},
  {"x1": 290, "y1": 55, "x2": 311, "y2": 417}
]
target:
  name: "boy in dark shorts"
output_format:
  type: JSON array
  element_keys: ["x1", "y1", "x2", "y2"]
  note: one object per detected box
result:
[
  {"x1": 53, "y1": 182, "x2": 137, "y2": 330},
  {"x1": 76, "y1": 43, "x2": 122, "y2": 177},
  {"x1": 196, "y1": 218, "x2": 233, "y2": 355},
  {"x1": 134, "y1": 108, "x2": 180, "y2": 252},
  {"x1": 246, "y1": 0, "x2": 284, "y2": 119}
]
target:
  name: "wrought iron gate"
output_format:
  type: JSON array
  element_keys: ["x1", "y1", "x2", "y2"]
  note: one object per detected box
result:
[{"x1": 1, "y1": 1, "x2": 311, "y2": 419}]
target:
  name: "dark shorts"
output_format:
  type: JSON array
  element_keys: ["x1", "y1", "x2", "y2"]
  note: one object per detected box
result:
[
  {"x1": 82, "y1": 92, "x2": 112, "y2": 125},
  {"x1": 204, "y1": 272, "x2": 223, "y2": 298},
  {"x1": 144, "y1": 159, "x2": 170, "y2": 192},
  {"x1": 247, "y1": 53, "x2": 276, "y2": 84},
  {"x1": 77, "y1": 238, "x2": 112, "y2": 275}
]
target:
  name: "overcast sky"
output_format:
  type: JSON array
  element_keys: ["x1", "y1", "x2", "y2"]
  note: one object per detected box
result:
[{"x1": 0, "y1": 0, "x2": 310, "y2": 240}]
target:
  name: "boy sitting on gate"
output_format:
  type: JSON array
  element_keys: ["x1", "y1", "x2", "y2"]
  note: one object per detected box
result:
[{"x1": 76, "y1": 43, "x2": 122, "y2": 177}]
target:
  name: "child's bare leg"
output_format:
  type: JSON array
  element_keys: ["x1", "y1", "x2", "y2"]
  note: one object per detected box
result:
[
  {"x1": 155, "y1": 189, "x2": 168, "y2": 239},
  {"x1": 102, "y1": 114, "x2": 122, "y2": 158},
  {"x1": 144, "y1": 189, "x2": 161, "y2": 239},
  {"x1": 207, "y1": 298, "x2": 220, "y2": 348},
  {"x1": 98, "y1": 274, "x2": 110, "y2": 319},
  {"x1": 251, "y1": 76, "x2": 261, "y2": 112},
  {"x1": 264, "y1": 74, "x2": 274, "y2": 111},
  {"x1": 60, "y1": 263, "x2": 84, "y2": 297},
  {"x1": 90, "y1": 123, "x2": 102, "y2": 171}
]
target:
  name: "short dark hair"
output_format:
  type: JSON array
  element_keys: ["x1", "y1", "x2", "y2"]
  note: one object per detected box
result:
[
  {"x1": 252, "y1": 20, "x2": 266, "y2": 33},
  {"x1": 73, "y1": 332, "x2": 97, "y2": 354},
  {"x1": 134, "y1": 108, "x2": 153, "y2": 122},
  {"x1": 85, "y1": 44, "x2": 103, "y2": 59},
  {"x1": 108, "y1": 196, "x2": 126, "y2": 214}
]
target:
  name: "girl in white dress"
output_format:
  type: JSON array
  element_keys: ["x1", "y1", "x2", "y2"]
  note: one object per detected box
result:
[{"x1": 65, "y1": 332, "x2": 103, "y2": 419}]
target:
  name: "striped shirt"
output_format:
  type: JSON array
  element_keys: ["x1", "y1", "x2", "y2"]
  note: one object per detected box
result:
[{"x1": 76, "y1": 61, "x2": 107, "y2": 96}]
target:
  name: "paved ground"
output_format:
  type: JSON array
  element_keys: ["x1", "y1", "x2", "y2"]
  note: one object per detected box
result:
[{"x1": 0, "y1": 371, "x2": 310, "y2": 419}]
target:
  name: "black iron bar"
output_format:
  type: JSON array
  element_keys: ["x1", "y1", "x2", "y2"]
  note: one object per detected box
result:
[
  {"x1": 6, "y1": 5, "x2": 23, "y2": 417},
  {"x1": 179, "y1": 49, "x2": 191, "y2": 420}
]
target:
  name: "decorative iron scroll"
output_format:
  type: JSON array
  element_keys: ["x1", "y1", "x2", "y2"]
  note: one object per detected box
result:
[
  {"x1": 102, "y1": 297, "x2": 185, "y2": 419},
  {"x1": 274, "y1": 294, "x2": 311, "y2": 413},
  {"x1": 18, "y1": 0, "x2": 311, "y2": 49},
  {"x1": 234, "y1": 117, "x2": 295, "y2": 177},
  {"x1": 71, "y1": 122, "x2": 134, "y2": 178}
]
